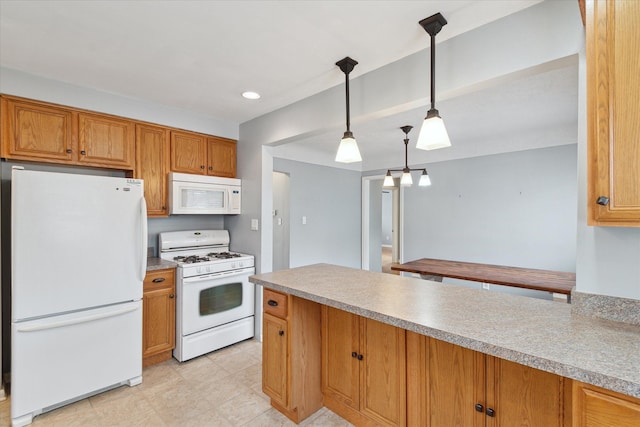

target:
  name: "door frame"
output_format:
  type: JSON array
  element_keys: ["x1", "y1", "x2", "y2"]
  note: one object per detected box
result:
[{"x1": 362, "y1": 175, "x2": 404, "y2": 270}]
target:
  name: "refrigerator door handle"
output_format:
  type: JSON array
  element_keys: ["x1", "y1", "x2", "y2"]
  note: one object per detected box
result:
[
  {"x1": 16, "y1": 304, "x2": 140, "y2": 332},
  {"x1": 140, "y1": 197, "x2": 148, "y2": 281}
]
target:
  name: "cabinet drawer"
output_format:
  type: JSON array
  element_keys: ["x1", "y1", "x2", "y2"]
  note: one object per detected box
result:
[
  {"x1": 263, "y1": 289, "x2": 288, "y2": 319},
  {"x1": 144, "y1": 269, "x2": 175, "y2": 291}
]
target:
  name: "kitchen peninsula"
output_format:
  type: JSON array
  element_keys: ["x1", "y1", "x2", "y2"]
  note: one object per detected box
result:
[{"x1": 250, "y1": 263, "x2": 640, "y2": 426}]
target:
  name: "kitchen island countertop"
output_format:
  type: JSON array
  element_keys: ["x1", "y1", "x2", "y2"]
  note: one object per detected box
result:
[{"x1": 249, "y1": 263, "x2": 640, "y2": 399}]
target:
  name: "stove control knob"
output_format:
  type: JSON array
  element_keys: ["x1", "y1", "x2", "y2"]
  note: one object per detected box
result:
[
  {"x1": 196, "y1": 267, "x2": 202, "y2": 274},
  {"x1": 206, "y1": 265, "x2": 212, "y2": 273}
]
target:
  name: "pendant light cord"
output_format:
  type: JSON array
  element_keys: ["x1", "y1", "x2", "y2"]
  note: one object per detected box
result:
[
  {"x1": 430, "y1": 33, "x2": 436, "y2": 111},
  {"x1": 345, "y1": 71, "x2": 351, "y2": 132}
]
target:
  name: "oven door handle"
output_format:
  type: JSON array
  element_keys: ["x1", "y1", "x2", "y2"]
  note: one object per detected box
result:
[{"x1": 182, "y1": 267, "x2": 255, "y2": 283}]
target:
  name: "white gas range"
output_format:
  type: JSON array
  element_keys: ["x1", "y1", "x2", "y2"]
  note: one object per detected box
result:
[{"x1": 159, "y1": 230, "x2": 255, "y2": 362}]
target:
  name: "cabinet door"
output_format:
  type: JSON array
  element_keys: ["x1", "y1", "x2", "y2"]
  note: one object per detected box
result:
[
  {"x1": 573, "y1": 381, "x2": 640, "y2": 427},
  {"x1": 1, "y1": 97, "x2": 75, "y2": 162},
  {"x1": 78, "y1": 112, "x2": 135, "y2": 169},
  {"x1": 136, "y1": 124, "x2": 169, "y2": 217},
  {"x1": 587, "y1": 0, "x2": 640, "y2": 226},
  {"x1": 359, "y1": 317, "x2": 406, "y2": 427},
  {"x1": 428, "y1": 338, "x2": 485, "y2": 427},
  {"x1": 322, "y1": 306, "x2": 360, "y2": 411},
  {"x1": 142, "y1": 269, "x2": 176, "y2": 367},
  {"x1": 263, "y1": 313, "x2": 289, "y2": 407},
  {"x1": 170, "y1": 130, "x2": 206, "y2": 174},
  {"x1": 487, "y1": 357, "x2": 567, "y2": 427},
  {"x1": 207, "y1": 137, "x2": 237, "y2": 177}
]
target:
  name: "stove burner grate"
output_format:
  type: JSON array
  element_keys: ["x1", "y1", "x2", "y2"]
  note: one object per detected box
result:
[
  {"x1": 174, "y1": 255, "x2": 211, "y2": 264},
  {"x1": 207, "y1": 252, "x2": 242, "y2": 259}
]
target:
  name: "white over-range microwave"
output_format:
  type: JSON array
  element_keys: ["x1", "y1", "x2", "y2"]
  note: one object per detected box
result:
[{"x1": 169, "y1": 172, "x2": 241, "y2": 215}]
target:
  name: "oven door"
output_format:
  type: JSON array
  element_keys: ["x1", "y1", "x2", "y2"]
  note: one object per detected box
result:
[{"x1": 180, "y1": 267, "x2": 255, "y2": 336}]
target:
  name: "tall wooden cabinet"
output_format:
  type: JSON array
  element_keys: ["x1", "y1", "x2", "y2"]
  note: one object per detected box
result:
[
  {"x1": 322, "y1": 306, "x2": 406, "y2": 427},
  {"x1": 261, "y1": 289, "x2": 323, "y2": 423},
  {"x1": 407, "y1": 332, "x2": 570, "y2": 427},
  {"x1": 135, "y1": 124, "x2": 170, "y2": 217},
  {"x1": 587, "y1": 0, "x2": 640, "y2": 226},
  {"x1": 143, "y1": 269, "x2": 176, "y2": 368}
]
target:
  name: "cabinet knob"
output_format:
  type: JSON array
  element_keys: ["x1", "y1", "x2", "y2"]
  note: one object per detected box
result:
[
  {"x1": 278, "y1": 330, "x2": 284, "y2": 336},
  {"x1": 80, "y1": 150, "x2": 86, "y2": 155},
  {"x1": 66, "y1": 149, "x2": 72, "y2": 154},
  {"x1": 208, "y1": 166, "x2": 213, "y2": 170},
  {"x1": 267, "y1": 300, "x2": 278, "y2": 307},
  {"x1": 152, "y1": 278, "x2": 166, "y2": 283},
  {"x1": 351, "y1": 351, "x2": 358, "y2": 358},
  {"x1": 200, "y1": 165, "x2": 205, "y2": 169},
  {"x1": 475, "y1": 404, "x2": 484, "y2": 413},
  {"x1": 357, "y1": 354, "x2": 363, "y2": 361},
  {"x1": 162, "y1": 206, "x2": 166, "y2": 210},
  {"x1": 596, "y1": 196, "x2": 610, "y2": 206},
  {"x1": 169, "y1": 294, "x2": 175, "y2": 299},
  {"x1": 486, "y1": 408, "x2": 495, "y2": 417}
]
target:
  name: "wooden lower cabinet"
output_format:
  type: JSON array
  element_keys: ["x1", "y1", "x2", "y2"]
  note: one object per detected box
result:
[
  {"x1": 322, "y1": 306, "x2": 406, "y2": 427},
  {"x1": 262, "y1": 289, "x2": 323, "y2": 423},
  {"x1": 573, "y1": 381, "x2": 640, "y2": 426},
  {"x1": 142, "y1": 269, "x2": 176, "y2": 368},
  {"x1": 407, "y1": 331, "x2": 570, "y2": 427}
]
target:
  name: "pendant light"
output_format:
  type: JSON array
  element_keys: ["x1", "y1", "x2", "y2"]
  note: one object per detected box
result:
[
  {"x1": 416, "y1": 13, "x2": 451, "y2": 151},
  {"x1": 335, "y1": 57, "x2": 362, "y2": 163},
  {"x1": 383, "y1": 125, "x2": 431, "y2": 188}
]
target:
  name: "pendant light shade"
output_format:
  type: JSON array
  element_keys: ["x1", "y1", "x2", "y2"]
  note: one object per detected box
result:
[
  {"x1": 417, "y1": 13, "x2": 451, "y2": 151},
  {"x1": 384, "y1": 125, "x2": 432, "y2": 188},
  {"x1": 416, "y1": 108, "x2": 450, "y2": 150},
  {"x1": 400, "y1": 169, "x2": 413, "y2": 187},
  {"x1": 419, "y1": 170, "x2": 432, "y2": 186},
  {"x1": 383, "y1": 171, "x2": 395, "y2": 187},
  {"x1": 335, "y1": 57, "x2": 362, "y2": 163}
]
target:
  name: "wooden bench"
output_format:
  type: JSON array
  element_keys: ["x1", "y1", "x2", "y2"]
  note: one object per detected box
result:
[{"x1": 391, "y1": 258, "x2": 575, "y2": 302}]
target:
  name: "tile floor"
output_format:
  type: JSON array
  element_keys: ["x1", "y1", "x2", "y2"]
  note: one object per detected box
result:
[{"x1": 0, "y1": 339, "x2": 353, "y2": 426}]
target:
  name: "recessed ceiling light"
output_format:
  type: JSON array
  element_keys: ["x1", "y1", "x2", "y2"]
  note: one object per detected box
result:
[{"x1": 242, "y1": 91, "x2": 261, "y2": 100}]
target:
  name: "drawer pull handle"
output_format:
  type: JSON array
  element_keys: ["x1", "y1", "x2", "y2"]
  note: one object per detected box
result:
[
  {"x1": 278, "y1": 330, "x2": 284, "y2": 336},
  {"x1": 596, "y1": 196, "x2": 609, "y2": 206},
  {"x1": 475, "y1": 404, "x2": 484, "y2": 413},
  {"x1": 267, "y1": 300, "x2": 278, "y2": 307},
  {"x1": 152, "y1": 278, "x2": 166, "y2": 283},
  {"x1": 486, "y1": 408, "x2": 495, "y2": 417}
]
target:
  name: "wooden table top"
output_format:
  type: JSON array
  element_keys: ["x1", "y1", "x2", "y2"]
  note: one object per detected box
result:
[{"x1": 391, "y1": 258, "x2": 575, "y2": 295}]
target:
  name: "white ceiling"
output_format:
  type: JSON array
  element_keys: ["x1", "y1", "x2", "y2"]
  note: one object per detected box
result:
[{"x1": 1, "y1": 0, "x2": 577, "y2": 171}]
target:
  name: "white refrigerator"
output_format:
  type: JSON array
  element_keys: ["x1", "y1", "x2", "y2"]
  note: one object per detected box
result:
[{"x1": 10, "y1": 167, "x2": 147, "y2": 427}]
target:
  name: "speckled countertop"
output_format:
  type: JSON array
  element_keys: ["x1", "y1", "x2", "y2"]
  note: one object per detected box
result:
[
  {"x1": 146, "y1": 257, "x2": 177, "y2": 271},
  {"x1": 250, "y1": 263, "x2": 640, "y2": 399}
]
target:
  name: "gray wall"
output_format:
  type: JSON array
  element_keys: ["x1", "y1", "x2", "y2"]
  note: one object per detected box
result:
[
  {"x1": 274, "y1": 158, "x2": 361, "y2": 269},
  {"x1": 402, "y1": 145, "x2": 578, "y2": 272}
]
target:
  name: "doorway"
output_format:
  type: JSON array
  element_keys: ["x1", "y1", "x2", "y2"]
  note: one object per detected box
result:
[
  {"x1": 272, "y1": 171, "x2": 290, "y2": 271},
  {"x1": 362, "y1": 176, "x2": 402, "y2": 273}
]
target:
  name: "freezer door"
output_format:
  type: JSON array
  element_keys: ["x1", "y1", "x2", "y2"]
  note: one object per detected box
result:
[
  {"x1": 11, "y1": 169, "x2": 147, "y2": 320},
  {"x1": 11, "y1": 301, "x2": 142, "y2": 424}
]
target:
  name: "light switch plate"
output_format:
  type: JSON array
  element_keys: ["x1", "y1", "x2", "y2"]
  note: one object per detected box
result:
[{"x1": 251, "y1": 219, "x2": 259, "y2": 231}]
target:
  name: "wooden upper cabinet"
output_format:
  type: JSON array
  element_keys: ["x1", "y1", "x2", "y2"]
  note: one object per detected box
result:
[
  {"x1": 136, "y1": 124, "x2": 170, "y2": 217},
  {"x1": 78, "y1": 112, "x2": 135, "y2": 170},
  {"x1": 170, "y1": 130, "x2": 206, "y2": 174},
  {"x1": 1, "y1": 96, "x2": 75, "y2": 162},
  {"x1": 207, "y1": 137, "x2": 237, "y2": 177},
  {"x1": 587, "y1": 0, "x2": 640, "y2": 226}
]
